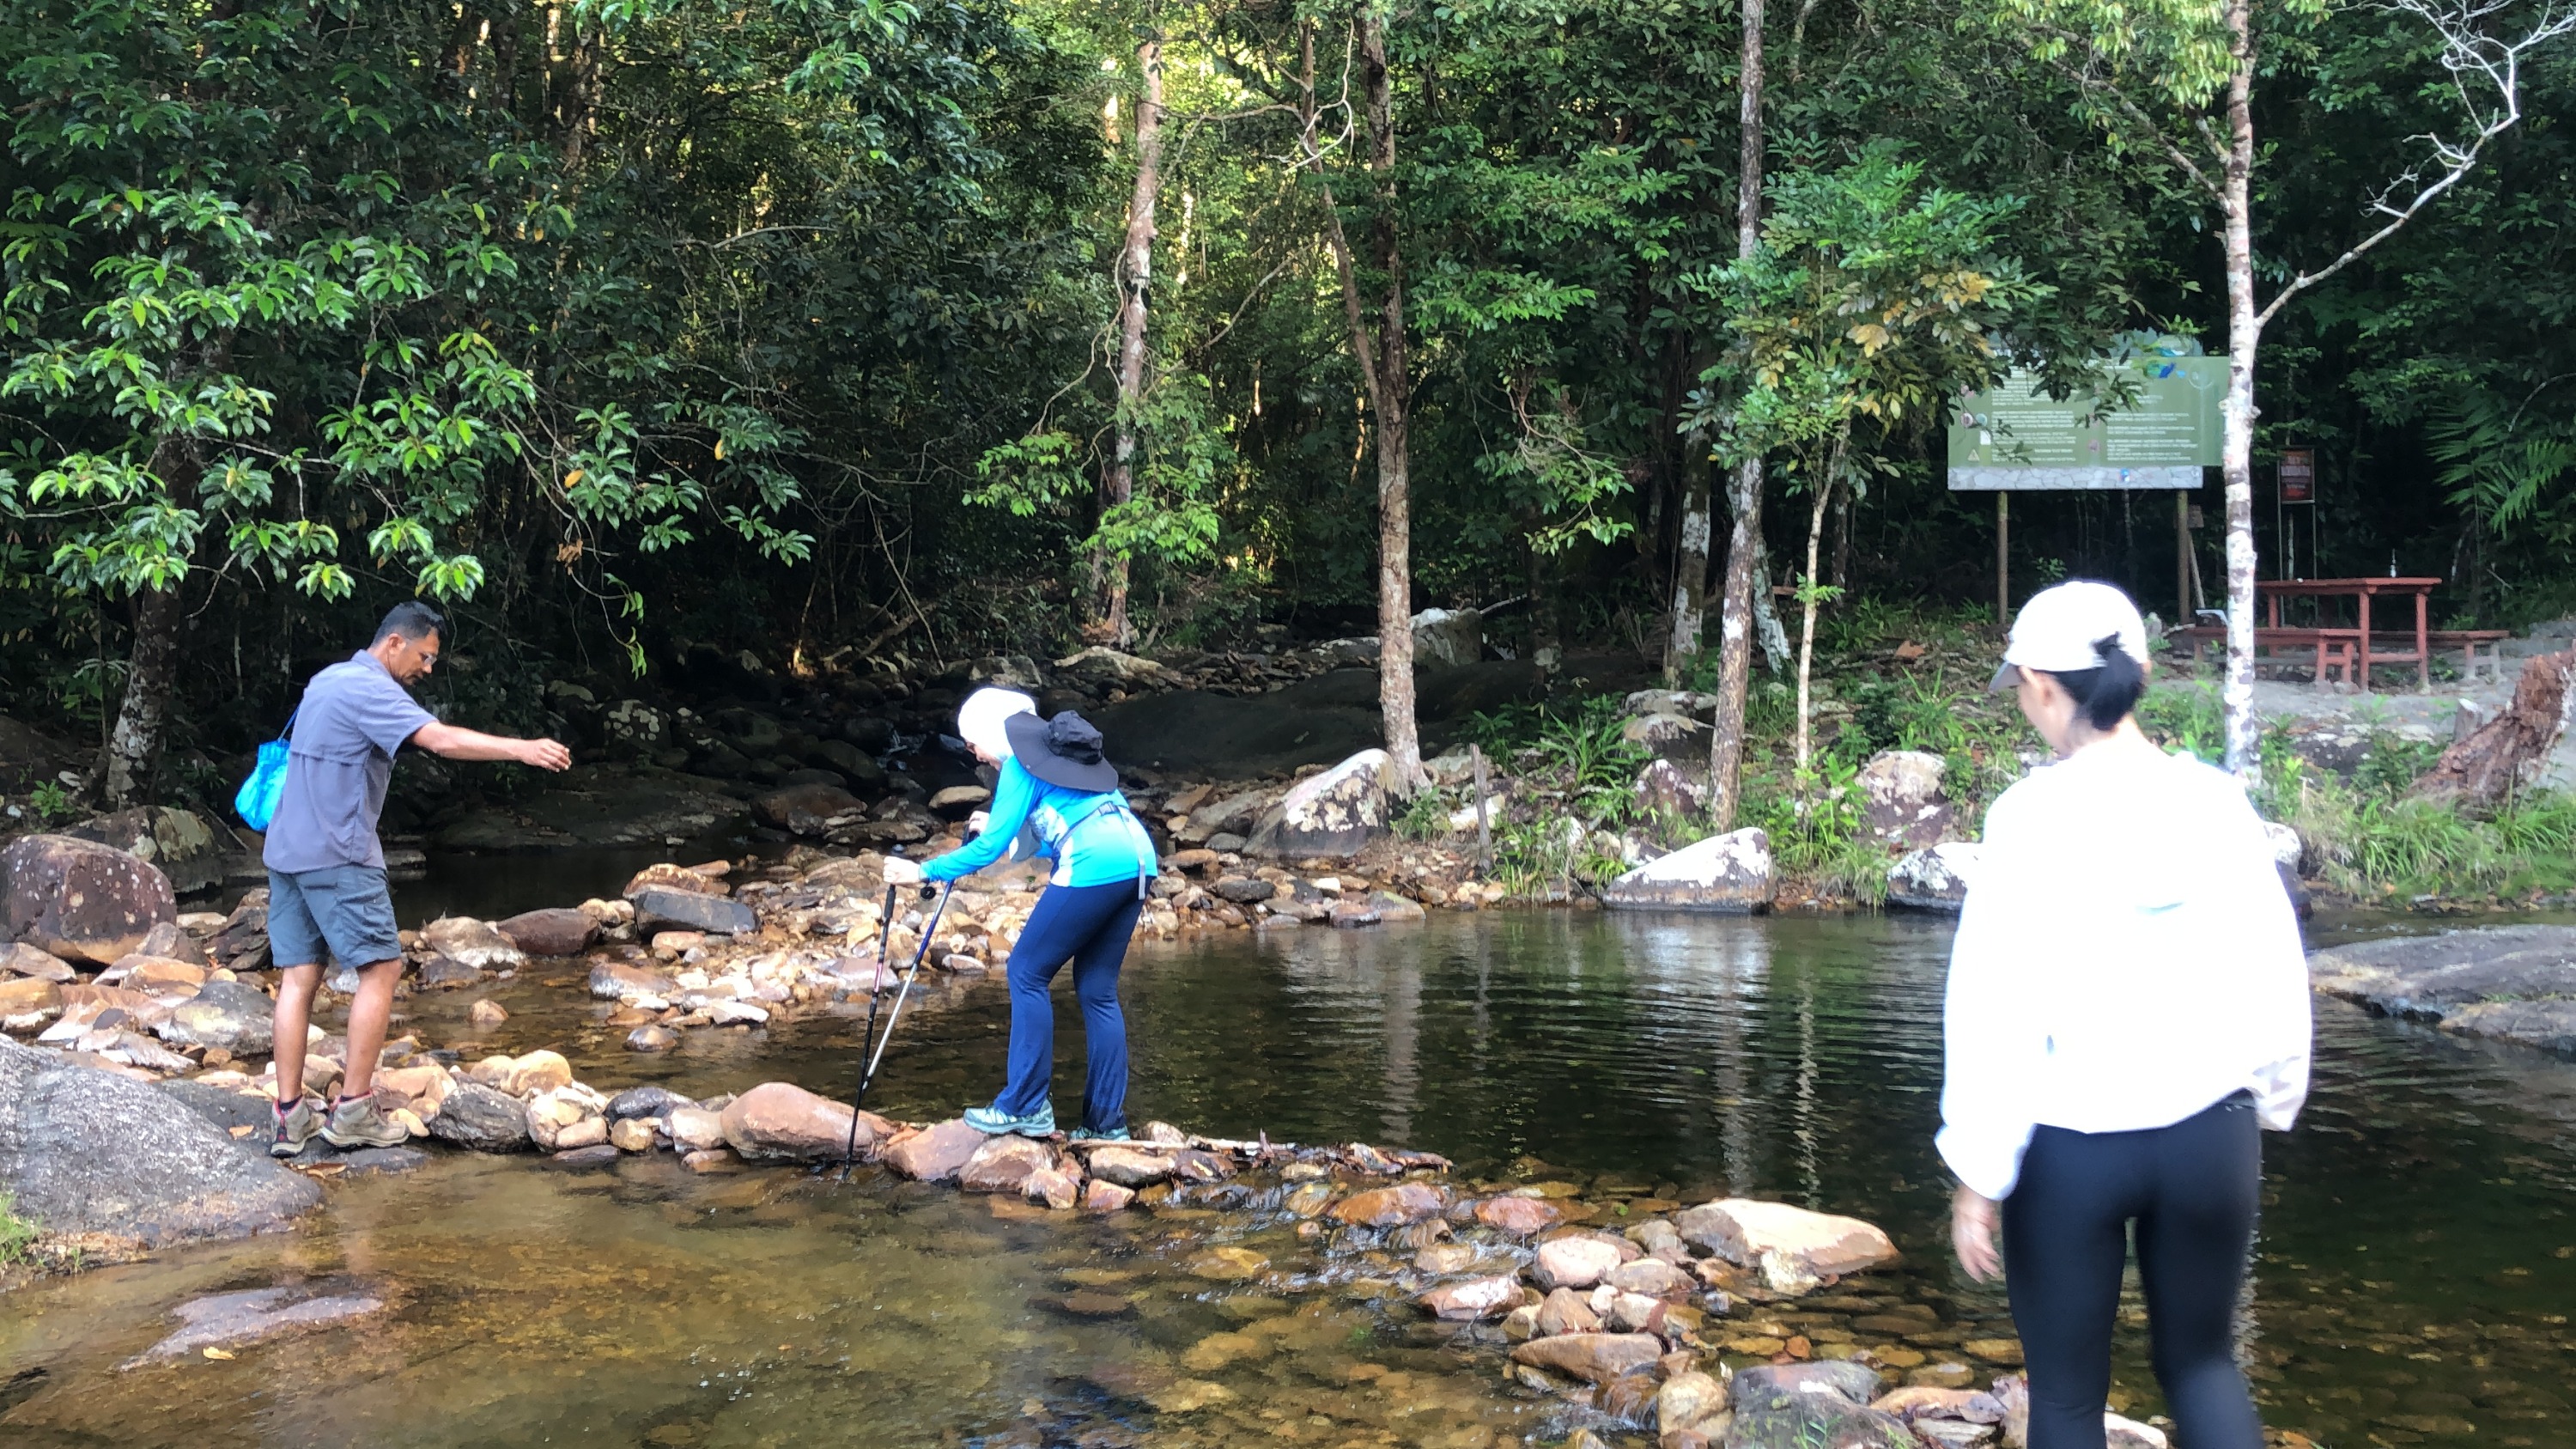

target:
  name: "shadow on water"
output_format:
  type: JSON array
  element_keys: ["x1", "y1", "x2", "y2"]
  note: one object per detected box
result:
[{"x1": 3, "y1": 880, "x2": 2573, "y2": 1446}]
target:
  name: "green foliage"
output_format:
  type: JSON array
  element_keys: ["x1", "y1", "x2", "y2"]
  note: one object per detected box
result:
[
  {"x1": 0, "y1": 1191, "x2": 37, "y2": 1266},
  {"x1": 25, "y1": 780, "x2": 76, "y2": 825},
  {"x1": 2138, "y1": 682, "x2": 2227, "y2": 764},
  {"x1": 1394, "y1": 785, "x2": 1453, "y2": 843}
]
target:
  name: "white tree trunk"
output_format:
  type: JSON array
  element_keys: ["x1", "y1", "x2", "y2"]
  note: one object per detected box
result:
[{"x1": 2220, "y1": 0, "x2": 2263, "y2": 776}]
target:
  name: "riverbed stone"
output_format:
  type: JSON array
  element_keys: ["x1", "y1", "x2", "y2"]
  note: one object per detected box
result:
[
  {"x1": 1729, "y1": 1363, "x2": 1911, "y2": 1448},
  {"x1": 1607, "y1": 1256, "x2": 1696, "y2": 1300},
  {"x1": 626, "y1": 862, "x2": 727, "y2": 898},
  {"x1": 1675, "y1": 1198, "x2": 1898, "y2": 1292},
  {"x1": 959, "y1": 1135, "x2": 1054, "y2": 1192},
  {"x1": 467, "y1": 999, "x2": 508, "y2": 1026},
  {"x1": 1475, "y1": 1195, "x2": 1564, "y2": 1236},
  {"x1": 1211, "y1": 876, "x2": 1275, "y2": 904},
  {"x1": 1024, "y1": 1165, "x2": 1081, "y2": 1210},
  {"x1": 667, "y1": 1105, "x2": 727, "y2": 1153},
  {"x1": 2308, "y1": 925, "x2": 2576, "y2": 1055},
  {"x1": 1602, "y1": 828, "x2": 1772, "y2": 914},
  {"x1": 0, "y1": 1036, "x2": 319, "y2": 1244},
  {"x1": 152, "y1": 979, "x2": 276, "y2": 1056},
  {"x1": 1085, "y1": 1145, "x2": 1176, "y2": 1187},
  {"x1": 1658, "y1": 1370, "x2": 1729, "y2": 1436},
  {"x1": 1084, "y1": 1178, "x2": 1136, "y2": 1212},
  {"x1": 0, "y1": 975, "x2": 63, "y2": 1028},
  {"x1": 720, "y1": 1081, "x2": 887, "y2": 1160},
  {"x1": 493, "y1": 908, "x2": 598, "y2": 958},
  {"x1": 3, "y1": 833, "x2": 179, "y2": 966},
  {"x1": 1185, "y1": 1246, "x2": 1269, "y2": 1281},
  {"x1": 624, "y1": 1025, "x2": 677, "y2": 1051},
  {"x1": 416, "y1": 916, "x2": 526, "y2": 971},
  {"x1": 590, "y1": 959, "x2": 671, "y2": 1000},
  {"x1": 427, "y1": 1081, "x2": 531, "y2": 1152},
  {"x1": 3, "y1": 942, "x2": 76, "y2": 983},
  {"x1": 1886, "y1": 843, "x2": 1978, "y2": 912},
  {"x1": 1534, "y1": 1286, "x2": 1601, "y2": 1336},
  {"x1": 1507, "y1": 1331, "x2": 1663, "y2": 1386},
  {"x1": 1532, "y1": 1236, "x2": 1627, "y2": 1291},
  {"x1": 885, "y1": 1118, "x2": 987, "y2": 1182},
  {"x1": 605, "y1": 1086, "x2": 691, "y2": 1122},
  {"x1": 1330, "y1": 1182, "x2": 1446, "y2": 1227},
  {"x1": 1419, "y1": 1273, "x2": 1526, "y2": 1321},
  {"x1": 1245, "y1": 749, "x2": 1392, "y2": 858},
  {"x1": 632, "y1": 887, "x2": 757, "y2": 937},
  {"x1": 125, "y1": 1282, "x2": 388, "y2": 1366},
  {"x1": 1857, "y1": 750, "x2": 1954, "y2": 848}
]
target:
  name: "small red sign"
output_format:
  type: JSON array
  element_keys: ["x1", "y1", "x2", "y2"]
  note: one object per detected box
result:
[{"x1": 2280, "y1": 448, "x2": 2316, "y2": 503}]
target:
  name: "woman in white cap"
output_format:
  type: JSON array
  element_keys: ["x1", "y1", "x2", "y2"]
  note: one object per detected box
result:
[
  {"x1": 1941, "y1": 579, "x2": 2310, "y2": 1449},
  {"x1": 882, "y1": 687, "x2": 1157, "y2": 1140}
]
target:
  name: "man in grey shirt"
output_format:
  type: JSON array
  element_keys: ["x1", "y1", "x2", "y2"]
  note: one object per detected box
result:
[{"x1": 264, "y1": 601, "x2": 571, "y2": 1156}]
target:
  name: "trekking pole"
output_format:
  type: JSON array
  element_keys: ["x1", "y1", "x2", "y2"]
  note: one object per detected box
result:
[
  {"x1": 842, "y1": 880, "x2": 902, "y2": 1166},
  {"x1": 841, "y1": 878, "x2": 958, "y2": 1168}
]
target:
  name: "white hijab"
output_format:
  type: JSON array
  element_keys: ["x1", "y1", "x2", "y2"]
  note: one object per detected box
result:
[{"x1": 956, "y1": 686, "x2": 1036, "y2": 759}]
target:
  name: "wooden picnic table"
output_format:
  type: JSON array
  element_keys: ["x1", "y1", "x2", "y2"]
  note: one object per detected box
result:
[{"x1": 2257, "y1": 577, "x2": 2441, "y2": 691}]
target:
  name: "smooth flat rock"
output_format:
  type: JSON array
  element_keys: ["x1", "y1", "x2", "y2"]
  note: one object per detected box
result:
[
  {"x1": 154, "y1": 978, "x2": 276, "y2": 1056},
  {"x1": 719, "y1": 1081, "x2": 888, "y2": 1160},
  {"x1": 1676, "y1": 1197, "x2": 1899, "y2": 1294},
  {"x1": 493, "y1": 908, "x2": 598, "y2": 958},
  {"x1": 884, "y1": 1119, "x2": 987, "y2": 1183},
  {"x1": 428, "y1": 1081, "x2": 532, "y2": 1153},
  {"x1": 0, "y1": 1038, "x2": 319, "y2": 1245},
  {"x1": 2, "y1": 942, "x2": 77, "y2": 983},
  {"x1": 1506, "y1": 1331, "x2": 1663, "y2": 1386},
  {"x1": 1328, "y1": 1182, "x2": 1446, "y2": 1227},
  {"x1": 1602, "y1": 827, "x2": 1773, "y2": 914},
  {"x1": 124, "y1": 1282, "x2": 386, "y2": 1367},
  {"x1": 632, "y1": 887, "x2": 757, "y2": 937},
  {"x1": 958, "y1": 1135, "x2": 1053, "y2": 1193},
  {"x1": 1418, "y1": 1274, "x2": 1525, "y2": 1321},
  {"x1": 2310, "y1": 927, "x2": 2576, "y2": 1055},
  {"x1": 418, "y1": 916, "x2": 526, "y2": 971},
  {"x1": 336, "y1": 1146, "x2": 430, "y2": 1178},
  {"x1": 430, "y1": 765, "x2": 750, "y2": 851}
]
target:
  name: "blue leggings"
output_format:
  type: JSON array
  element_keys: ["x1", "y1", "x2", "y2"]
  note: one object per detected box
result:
[
  {"x1": 2003, "y1": 1093, "x2": 2264, "y2": 1449},
  {"x1": 990, "y1": 880, "x2": 1144, "y2": 1131}
]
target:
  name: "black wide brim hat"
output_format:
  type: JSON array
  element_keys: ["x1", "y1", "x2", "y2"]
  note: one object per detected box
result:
[{"x1": 1003, "y1": 709, "x2": 1121, "y2": 793}]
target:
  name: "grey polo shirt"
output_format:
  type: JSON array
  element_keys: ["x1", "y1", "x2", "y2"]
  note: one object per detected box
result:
[{"x1": 260, "y1": 650, "x2": 438, "y2": 874}]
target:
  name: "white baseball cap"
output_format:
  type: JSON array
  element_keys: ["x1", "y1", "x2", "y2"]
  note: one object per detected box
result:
[
  {"x1": 1990, "y1": 580, "x2": 2149, "y2": 691},
  {"x1": 957, "y1": 686, "x2": 1036, "y2": 758}
]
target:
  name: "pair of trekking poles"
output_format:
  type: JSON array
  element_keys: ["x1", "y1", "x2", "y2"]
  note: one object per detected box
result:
[{"x1": 841, "y1": 869, "x2": 957, "y2": 1166}]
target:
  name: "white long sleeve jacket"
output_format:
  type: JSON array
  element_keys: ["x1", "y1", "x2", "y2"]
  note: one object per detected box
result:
[{"x1": 1936, "y1": 740, "x2": 2312, "y2": 1201}]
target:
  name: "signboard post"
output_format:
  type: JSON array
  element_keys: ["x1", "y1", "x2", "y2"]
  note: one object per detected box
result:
[
  {"x1": 1949, "y1": 356, "x2": 2226, "y2": 626},
  {"x1": 2277, "y1": 447, "x2": 2316, "y2": 581}
]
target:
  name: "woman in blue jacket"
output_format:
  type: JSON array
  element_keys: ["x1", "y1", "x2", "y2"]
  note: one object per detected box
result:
[{"x1": 882, "y1": 688, "x2": 1157, "y2": 1141}]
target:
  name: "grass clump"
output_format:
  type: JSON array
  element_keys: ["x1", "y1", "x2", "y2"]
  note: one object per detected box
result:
[{"x1": 0, "y1": 1192, "x2": 39, "y2": 1267}]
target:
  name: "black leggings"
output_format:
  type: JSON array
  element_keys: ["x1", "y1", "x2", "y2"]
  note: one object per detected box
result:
[{"x1": 2002, "y1": 1093, "x2": 2263, "y2": 1449}]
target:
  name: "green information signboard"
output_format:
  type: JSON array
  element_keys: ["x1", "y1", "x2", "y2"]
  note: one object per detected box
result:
[{"x1": 1947, "y1": 357, "x2": 2226, "y2": 490}]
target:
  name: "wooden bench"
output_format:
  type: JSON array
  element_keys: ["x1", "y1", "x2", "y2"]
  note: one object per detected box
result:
[
  {"x1": 2173, "y1": 624, "x2": 2360, "y2": 685},
  {"x1": 2372, "y1": 629, "x2": 2510, "y2": 683}
]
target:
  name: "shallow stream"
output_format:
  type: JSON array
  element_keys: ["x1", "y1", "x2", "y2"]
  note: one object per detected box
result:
[{"x1": 3, "y1": 878, "x2": 2573, "y2": 1447}]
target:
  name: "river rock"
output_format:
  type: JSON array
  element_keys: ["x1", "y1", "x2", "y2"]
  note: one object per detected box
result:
[
  {"x1": 1634, "y1": 758, "x2": 1710, "y2": 819},
  {"x1": 604, "y1": 1086, "x2": 690, "y2": 1122},
  {"x1": 1419, "y1": 1273, "x2": 1525, "y2": 1320},
  {"x1": 125, "y1": 1282, "x2": 388, "y2": 1366},
  {"x1": 626, "y1": 862, "x2": 727, "y2": 898},
  {"x1": 1868, "y1": 1386, "x2": 2006, "y2": 1425},
  {"x1": 626, "y1": 1025, "x2": 678, "y2": 1051},
  {"x1": 1329, "y1": 1181, "x2": 1446, "y2": 1227},
  {"x1": 3, "y1": 942, "x2": 76, "y2": 983},
  {"x1": 1185, "y1": 1246, "x2": 1268, "y2": 1281},
  {"x1": 1084, "y1": 1179, "x2": 1135, "y2": 1211},
  {"x1": 1534, "y1": 1286, "x2": 1601, "y2": 1336},
  {"x1": 720, "y1": 1081, "x2": 887, "y2": 1160},
  {"x1": 1024, "y1": 1165, "x2": 1081, "y2": 1210},
  {"x1": 493, "y1": 908, "x2": 598, "y2": 958},
  {"x1": 468, "y1": 999, "x2": 508, "y2": 1026},
  {"x1": 1728, "y1": 1363, "x2": 1910, "y2": 1448},
  {"x1": 1659, "y1": 1370, "x2": 1729, "y2": 1436},
  {"x1": 2, "y1": 833, "x2": 178, "y2": 965},
  {"x1": 1507, "y1": 1331, "x2": 1663, "y2": 1387},
  {"x1": 1607, "y1": 1256, "x2": 1695, "y2": 1300},
  {"x1": 1473, "y1": 1194, "x2": 1561, "y2": 1236},
  {"x1": 1211, "y1": 876, "x2": 1275, "y2": 904},
  {"x1": 490, "y1": 1050, "x2": 573, "y2": 1098},
  {"x1": 0, "y1": 1037, "x2": 319, "y2": 1244},
  {"x1": 425, "y1": 1081, "x2": 530, "y2": 1152},
  {"x1": 153, "y1": 979, "x2": 276, "y2": 1056},
  {"x1": 884, "y1": 1118, "x2": 987, "y2": 1182},
  {"x1": 1857, "y1": 750, "x2": 1954, "y2": 848},
  {"x1": 667, "y1": 1105, "x2": 727, "y2": 1153},
  {"x1": 1181, "y1": 788, "x2": 1271, "y2": 844},
  {"x1": 1886, "y1": 843, "x2": 1978, "y2": 912},
  {"x1": 1245, "y1": 750, "x2": 1391, "y2": 858},
  {"x1": 0, "y1": 976, "x2": 62, "y2": 1028},
  {"x1": 2308, "y1": 925, "x2": 2576, "y2": 1054},
  {"x1": 1675, "y1": 1198, "x2": 1898, "y2": 1293},
  {"x1": 64, "y1": 807, "x2": 227, "y2": 894},
  {"x1": 590, "y1": 959, "x2": 672, "y2": 1000},
  {"x1": 1601, "y1": 828, "x2": 1772, "y2": 913},
  {"x1": 417, "y1": 916, "x2": 526, "y2": 971},
  {"x1": 632, "y1": 887, "x2": 757, "y2": 937},
  {"x1": 116, "y1": 954, "x2": 205, "y2": 993},
  {"x1": 1085, "y1": 1145, "x2": 1176, "y2": 1187},
  {"x1": 756, "y1": 782, "x2": 866, "y2": 833},
  {"x1": 1533, "y1": 1235, "x2": 1627, "y2": 1291},
  {"x1": 960, "y1": 1135, "x2": 1054, "y2": 1193}
]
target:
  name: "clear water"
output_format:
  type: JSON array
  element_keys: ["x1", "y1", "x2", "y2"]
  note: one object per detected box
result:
[{"x1": 4, "y1": 890, "x2": 2573, "y2": 1447}]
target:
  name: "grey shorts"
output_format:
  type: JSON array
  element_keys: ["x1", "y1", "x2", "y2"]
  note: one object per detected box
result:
[{"x1": 266, "y1": 866, "x2": 402, "y2": 969}]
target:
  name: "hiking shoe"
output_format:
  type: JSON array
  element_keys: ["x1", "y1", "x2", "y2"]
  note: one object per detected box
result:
[
  {"x1": 1068, "y1": 1126, "x2": 1131, "y2": 1143},
  {"x1": 270, "y1": 1097, "x2": 323, "y2": 1160},
  {"x1": 963, "y1": 1103, "x2": 1057, "y2": 1138},
  {"x1": 320, "y1": 1095, "x2": 408, "y2": 1150}
]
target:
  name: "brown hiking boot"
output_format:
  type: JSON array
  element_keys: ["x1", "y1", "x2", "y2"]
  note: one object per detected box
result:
[{"x1": 320, "y1": 1094, "x2": 407, "y2": 1150}]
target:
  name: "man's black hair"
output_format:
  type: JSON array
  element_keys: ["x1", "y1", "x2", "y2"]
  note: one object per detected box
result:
[{"x1": 374, "y1": 600, "x2": 446, "y2": 645}]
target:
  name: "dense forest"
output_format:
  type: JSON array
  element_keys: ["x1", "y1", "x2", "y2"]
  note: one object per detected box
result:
[{"x1": 3, "y1": 0, "x2": 2571, "y2": 812}]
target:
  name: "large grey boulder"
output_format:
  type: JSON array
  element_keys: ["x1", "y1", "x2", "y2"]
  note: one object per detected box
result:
[
  {"x1": 632, "y1": 886, "x2": 757, "y2": 936},
  {"x1": 1856, "y1": 750, "x2": 1953, "y2": 848},
  {"x1": 2309, "y1": 926, "x2": 2576, "y2": 1056},
  {"x1": 0, "y1": 1037, "x2": 319, "y2": 1245},
  {"x1": 429, "y1": 1081, "x2": 533, "y2": 1152},
  {"x1": 155, "y1": 978, "x2": 277, "y2": 1056},
  {"x1": 2, "y1": 833, "x2": 178, "y2": 966},
  {"x1": 1602, "y1": 828, "x2": 1773, "y2": 914},
  {"x1": 1886, "y1": 842, "x2": 1979, "y2": 913},
  {"x1": 1246, "y1": 750, "x2": 1394, "y2": 859},
  {"x1": 1728, "y1": 1362, "x2": 1916, "y2": 1448}
]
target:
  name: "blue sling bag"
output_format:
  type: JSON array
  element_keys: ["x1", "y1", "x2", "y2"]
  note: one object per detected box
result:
[{"x1": 234, "y1": 707, "x2": 296, "y2": 831}]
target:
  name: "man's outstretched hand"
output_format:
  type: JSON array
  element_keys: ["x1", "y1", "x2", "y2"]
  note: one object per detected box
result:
[{"x1": 518, "y1": 738, "x2": 574, "y2": 771}]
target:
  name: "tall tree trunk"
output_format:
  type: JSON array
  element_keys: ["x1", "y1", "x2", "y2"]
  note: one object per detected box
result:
[
  {"x1": 102, "y1": 582, "x2": 181, "y2": 809},
  {"x1": 2219, "y1": 0, "x2": 2262, "y2": 776},
  {"x1": 1099, "y1": 34, "x2": 1165, "y2": 648},
  {"x1": 1666, "y1": 444, "x2": 1712, "y2": 683},
  {"x1": 1708, "y1": 0, "x2": 1766, "y2": 826},
  {"x1": 1356, "y1": 13, "x2": 1423, "y2": 788},
  {"x1": 1793, "y1": 439, "x2": 1843, "y2": 776}
]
